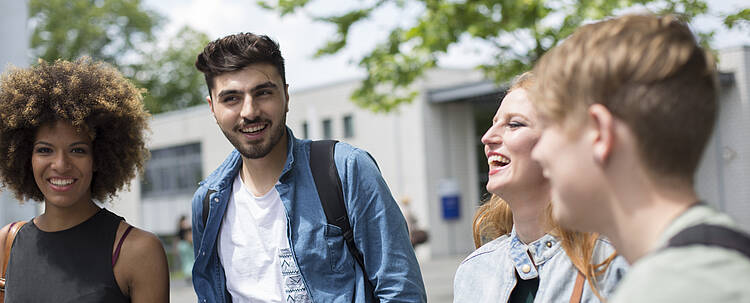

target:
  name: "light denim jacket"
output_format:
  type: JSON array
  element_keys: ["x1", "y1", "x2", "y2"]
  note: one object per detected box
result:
[
  {"x1": 191, "y1": 128, "x2": 426, "y2": 303},
  {"x1": 454, "y1": 228, "x2": 628, "y2": 302}
]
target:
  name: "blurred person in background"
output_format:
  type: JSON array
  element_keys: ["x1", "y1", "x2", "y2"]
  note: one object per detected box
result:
[
  {"x1": 0, "y1": 58, "x2": 169, "y2": 302},
  {"x1": 399, "y1": 197, "x2": 428, "y2": 247},
  {"x1": 454, "y1": 72, "x2": 627, "y2": 303},
  {"x1": 177, "y1": 215, "x2": 194, "y2": 283}
]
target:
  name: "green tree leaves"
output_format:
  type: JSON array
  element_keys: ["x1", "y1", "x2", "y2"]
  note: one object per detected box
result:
[
  {"x1": 29, "y1": 0, "x2": 208, "y2": 114},
  {"x1": 30, "y1": 0, "x2": 160, "y2": 69},
  {"x1": 724, "y1": 8, "x2": 749, "y2": 29},
  {"x1": 138, "y1": 26, "x2": 210, "y2": 114},
  {"x1": 260, "y1": 0, "x2": 740, "y2": 112}
]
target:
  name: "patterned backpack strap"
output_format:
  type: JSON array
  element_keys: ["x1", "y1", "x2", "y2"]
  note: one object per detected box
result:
[{"x1": 0, "y1": 221, "x2": 27, "y2": 295}]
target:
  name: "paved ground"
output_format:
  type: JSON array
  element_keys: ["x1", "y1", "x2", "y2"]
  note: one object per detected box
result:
[{"x1": 170, "y1": 254, "x2": 466, "y2": 302}]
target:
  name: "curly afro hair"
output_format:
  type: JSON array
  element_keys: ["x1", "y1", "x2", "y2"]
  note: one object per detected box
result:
[{"x1": 0, "y1": 57, "x2": 150, "y2": 202}]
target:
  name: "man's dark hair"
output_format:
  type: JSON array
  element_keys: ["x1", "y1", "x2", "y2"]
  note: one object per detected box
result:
[{"x1": 195, "y1": 33, "x2": 286, "y2": 97}]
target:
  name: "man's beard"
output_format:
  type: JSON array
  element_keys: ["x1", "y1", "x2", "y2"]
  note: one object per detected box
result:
[{"x1": 223, "y1": 117, "x2": 286, "y2": 159}]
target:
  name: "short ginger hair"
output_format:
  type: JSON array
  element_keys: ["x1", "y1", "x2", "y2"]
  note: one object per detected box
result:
[
  {"x1": 0, "y1": 58, "x2": 150, "y2": 202},
  {"x1": 532, "y1": 14, "x2": 717, "y2": 183}
]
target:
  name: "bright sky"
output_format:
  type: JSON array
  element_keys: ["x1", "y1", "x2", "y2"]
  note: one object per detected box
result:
[{"x1": 144, "y1": 0, "x2": 750, "y2": 91}]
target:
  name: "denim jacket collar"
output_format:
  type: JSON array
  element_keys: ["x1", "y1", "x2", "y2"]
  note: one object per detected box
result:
[
  {"x1": 509, "y1": 227, "x2": 561, "y2": 280},
  {"x1": 279, "y1": 127, "x2": 296, "y2": 178},
  {"x1": 454, "y1": 230, "x2": 628, "y2": 302},
  {"x1": 201, "y1": 127, "x2": 296, "y2": 192}
]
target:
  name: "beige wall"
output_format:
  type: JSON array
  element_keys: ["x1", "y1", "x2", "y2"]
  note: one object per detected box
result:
[
  {"x1": 136, "y1": 106, "x2": 234, "y2": 234},
  {"x1": 696, "y1": 46, "x2": 750, "y2": 232}
]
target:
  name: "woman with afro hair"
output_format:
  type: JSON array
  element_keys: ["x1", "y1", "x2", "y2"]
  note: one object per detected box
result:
[{"x1": 0, "y1": 58, "x2": 169, "y2": 302}]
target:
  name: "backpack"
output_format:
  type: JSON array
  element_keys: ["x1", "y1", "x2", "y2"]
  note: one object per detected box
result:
[
  {"x1": 201, "y1": 140, "x2": 374, "y2": 292},
  {"x1": 667, "y1": 223, "x2": 750, "y2": 259}
]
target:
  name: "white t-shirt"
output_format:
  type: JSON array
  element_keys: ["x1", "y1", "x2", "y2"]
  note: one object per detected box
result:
[{"x1": 217, "y1": 173, "x2": 311, "y2": 303}]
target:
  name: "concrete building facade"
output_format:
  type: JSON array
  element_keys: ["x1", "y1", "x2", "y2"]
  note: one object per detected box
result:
[{"x1": 695, "y1": 46, "x2": 750, "y2": 231}]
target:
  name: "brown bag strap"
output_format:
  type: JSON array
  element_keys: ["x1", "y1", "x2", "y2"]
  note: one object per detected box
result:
[
  {"x1": 0, "y1": 221, "x2": 27, "y2": 294},
  {"x1": 569, "y1": 270, "x2": 585, "y2": 303}
]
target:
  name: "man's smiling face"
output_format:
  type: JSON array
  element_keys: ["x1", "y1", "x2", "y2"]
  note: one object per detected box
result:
[{"x1": 208, "y1": 63, "x2": 289, "y2": 159}]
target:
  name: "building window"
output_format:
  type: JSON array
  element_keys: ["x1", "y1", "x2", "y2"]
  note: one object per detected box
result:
[
  {"x1": 302, "y1": 121, "x2": 309, "y2": 139},
  {"x1": 343, "y1": 114, "x2": 354, "y2": 138},
  {"x1": 141, "y1": 143, "x2": 202, "y2": 198},
  {"x1": 322, "y1": 119, "x2": 333, "y2": 139}
]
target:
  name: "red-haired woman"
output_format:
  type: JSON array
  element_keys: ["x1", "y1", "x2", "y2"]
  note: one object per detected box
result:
[{"x1": 454, "y1": 73, "x2": 627, "y2": 302}]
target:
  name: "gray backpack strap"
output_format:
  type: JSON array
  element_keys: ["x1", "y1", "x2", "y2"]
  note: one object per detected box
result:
[
  {"x1": 667, "y1": 224, "x2": 750, "y2": 259},
  {"x1": 310, "y1": 140, "x2": 376, "y2": 297}
]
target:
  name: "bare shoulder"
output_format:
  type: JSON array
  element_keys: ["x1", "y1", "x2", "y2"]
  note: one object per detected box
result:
[
  {"x1": 115, "y1": 222, "x2": 166, "y2": 258},
  {"x1": 113, "y1": 222, "x2": 169, "y2": 302},
  {"x1": 114, "y1": 222, "x2": 168, "y2": 280}
]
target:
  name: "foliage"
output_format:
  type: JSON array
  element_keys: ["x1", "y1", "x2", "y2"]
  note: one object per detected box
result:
[
  {"x1": 137, "y1": 26, "x2": 210, "y2": 113},
  {"x1": 258, "y1": 0, "x2": 740, "y2": 112},
  {"x1": 29, "y1": 0, "x2": 209, "y2": 114},
  {"x1": 29, "y1": 0, "x2": 161, "y2": 68},
  {"x1": 724, "y1": 8, "x2": 750, "y2": 30}
]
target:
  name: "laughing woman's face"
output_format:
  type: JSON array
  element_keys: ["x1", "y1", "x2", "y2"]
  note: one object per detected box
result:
[{"x1": 481, "y1": 88, "x2": 547, "y2": 196}]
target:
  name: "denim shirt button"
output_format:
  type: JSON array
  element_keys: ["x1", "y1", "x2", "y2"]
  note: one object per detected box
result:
[
  {"x1": 213, "y1": 197, "x2": 219, "y2": 202},
  {"x1": 521, "y1": 264, "x2": 531, "y2": 273},
  {"x1": 546, "y1": 241, "x2": 552, "y2": 248}
]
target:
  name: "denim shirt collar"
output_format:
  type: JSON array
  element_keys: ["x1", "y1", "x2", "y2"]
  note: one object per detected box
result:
[
  {"x1": 203, "y1": 127, "x2": 297, "y2": 191},
  {"x1": 509, "y1": 227, "x2": 561, "y2": 280},
  {"x1": 280, "y1": 126, "x2": 296, "y2": 178}
]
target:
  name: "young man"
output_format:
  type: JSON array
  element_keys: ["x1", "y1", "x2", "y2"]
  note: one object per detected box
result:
[
  {"x1": 529, "y1": 14, "x2": 750, "y2": 302},
  {"x1": 190, "y1": 33, "x2": 426, "y2": 303}
]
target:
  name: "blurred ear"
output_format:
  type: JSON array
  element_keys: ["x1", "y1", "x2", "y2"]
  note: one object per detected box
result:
[
  {"x1": 588, "y1": 104, "x2": 615, "y2": 165},
  {"x1": 206, "y1": 95, "x2": 215, "y2": 114},
  {"x1": 284, "y1": 84, "x2": 290, "y2": 112}
]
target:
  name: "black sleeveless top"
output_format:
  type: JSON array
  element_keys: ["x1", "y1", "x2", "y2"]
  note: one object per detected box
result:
[{"x1": 5, "y1": 208, "x2": 130, "y2": 303}]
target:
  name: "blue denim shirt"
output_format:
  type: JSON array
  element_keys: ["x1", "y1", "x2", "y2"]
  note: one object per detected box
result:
[
  {"x1": 191, "y1": 128, "x2": 426, "y2": 303},
  {"x1": 454, "y1": 228, "x2": 628, "y2": 302}
]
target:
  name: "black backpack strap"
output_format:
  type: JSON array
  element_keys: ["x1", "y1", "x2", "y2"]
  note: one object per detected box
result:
[
  {"x1": 202, "y1": 189, "x2": 217, "y2": 227},
  {"x1": 310, "y1": 140, "x2": 374, "y2": 291},
  {"x1": 668, "y1": 223, "x2": 750, "y2": 259}
]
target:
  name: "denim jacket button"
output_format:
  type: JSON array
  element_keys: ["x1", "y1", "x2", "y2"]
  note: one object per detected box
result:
[
  {"x1": 213, "y1": 197, "x2": 219, "y2": 202},
  {"x1": 546, "y1": 241, "x2": 552, "y2": 248},
  {"x1": 521, "y1": 264, "x2": 531, "y2": 273}
]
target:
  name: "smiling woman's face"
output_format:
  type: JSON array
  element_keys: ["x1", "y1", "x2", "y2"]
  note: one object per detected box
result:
[
  {"x1": 481, "y1": 88, "x2": 547, "y2": 196},
  {"x1": 32, "y1": 120, "x2": 94, "y2": 209}
]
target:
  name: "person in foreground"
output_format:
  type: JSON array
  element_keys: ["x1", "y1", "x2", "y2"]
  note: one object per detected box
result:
[
  {"x1": 453, "y1": 73, "x2": 627, "y2": 303},
  {"x1": 191, "y1": 32, "x2": 426, "y2": 302},
  {"x1": 0, "y1": 58, "x2": 169, "y2": 302},
  {"x1": 530, "y1": 14, "x2": 750, "y2": 302}
]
